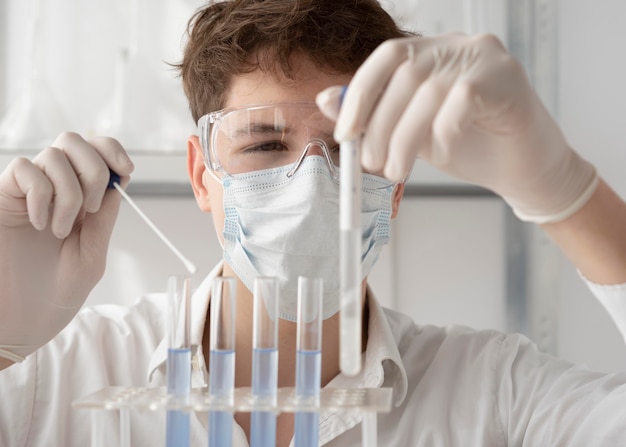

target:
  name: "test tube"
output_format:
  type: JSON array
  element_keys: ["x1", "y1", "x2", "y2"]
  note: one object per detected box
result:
[
  {"x1": 294, "y1": 276, "x2": 323, "y2": 447},
  {"x1": 166, "y1": 275, "x2": 192, "y2": 447},
  {"x1": 340, "y1": 138, "x2": 362, "y2": 376},
  {"x1": 208, "y1": 276, "x2": 236, "y2": 447},
  {"x1": 250, "y1": 277, "x2": 279, "y2": 447},
  {"x1": 362, "y1": 412, "x2": 378, "y2": 447}
]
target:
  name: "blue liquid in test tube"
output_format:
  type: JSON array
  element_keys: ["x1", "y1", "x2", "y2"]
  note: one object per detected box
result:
[
  {"x1": 166, "y1": 276, "x2": 192, "y2": 447},
  {"x1": 294, "y1": 277, "x2": 323, "y2": 447},
  {"x1": 208, "y1": 277, "x2": 236, "y2": 447},
  {"x1": 250, "y1": 277, "x2": 279, "y2": 447},
  {"x1": 209, "y1": 349, "x2": 235, "y2": 446},
  {"x1": 167, "y1": 348, "x2": 191, "y2": 447}
]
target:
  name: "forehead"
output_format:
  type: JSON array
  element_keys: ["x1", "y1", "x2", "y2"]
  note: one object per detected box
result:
[{"x1": 224, "y1": 57, "x2": 353, "y2": 109}]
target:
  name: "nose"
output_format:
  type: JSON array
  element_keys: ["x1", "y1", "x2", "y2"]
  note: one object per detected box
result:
[
  {"x1": 286, "y1": 138, "x2": 336, "y2": 178},
  {"x1": 305, "y1": 142, "x2": 325, "y2": 157}
]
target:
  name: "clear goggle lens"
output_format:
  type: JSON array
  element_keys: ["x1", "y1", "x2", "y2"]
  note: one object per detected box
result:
[{"x1": 197, "y1": 102, "x2": 397, "y2": 188}]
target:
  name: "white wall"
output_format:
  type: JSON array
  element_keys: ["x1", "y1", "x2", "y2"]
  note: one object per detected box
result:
[
  {"x1": 553, "y1": 0, "x2": 626, "y2": 372},
  {"x1": 390, "y1": 197, "x2": 507, "y2": 332},
  {"x1": 0, "y1": 0, "x2": 198, "y2": 150},
  {"x1": 87, "y1": 196, "x2": 221, "y2": 307},
  {"x1": 559, "y1": 0, "x2": 626, "y2": 197}
]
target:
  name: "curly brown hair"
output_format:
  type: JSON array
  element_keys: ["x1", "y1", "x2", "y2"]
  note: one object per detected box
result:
[{"x1": 175, "y1": 0, "x2": 413, "y2": 122}]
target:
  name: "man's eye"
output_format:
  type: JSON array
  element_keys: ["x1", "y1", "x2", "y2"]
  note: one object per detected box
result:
[{"x1": 243, "y1": 141, "x2": 288, "y2": 153}]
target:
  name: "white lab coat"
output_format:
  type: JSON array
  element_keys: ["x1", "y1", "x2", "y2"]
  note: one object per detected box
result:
[{"x1": 1, "y1": 263, "x2": 626, "y2": 446}]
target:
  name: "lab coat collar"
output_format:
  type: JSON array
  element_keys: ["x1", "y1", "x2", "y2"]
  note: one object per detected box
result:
[
  {"x1": 316, "y1": 287, "x2": 408, "y2": 445},
  {"x1": 323, "y1": 287, "x2": 408, "y2": 405},
  {"x1": 146, "y1": 264, "x2": 408, "y2": 408}
]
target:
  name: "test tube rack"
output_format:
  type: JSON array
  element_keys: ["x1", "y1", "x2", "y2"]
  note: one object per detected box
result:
[{"x1": 73, "y1": 386, "x2": 391, "y2": 446}]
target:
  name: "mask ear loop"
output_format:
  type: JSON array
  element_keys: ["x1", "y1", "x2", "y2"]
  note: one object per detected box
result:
[{"x1": 286, "y1": 138, "x2": 339, "y2": 181}]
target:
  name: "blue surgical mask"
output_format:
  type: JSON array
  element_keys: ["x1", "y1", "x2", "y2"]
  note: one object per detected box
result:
[{"x1": 221, "y1": 156, "x2": 394, "y2": 322}]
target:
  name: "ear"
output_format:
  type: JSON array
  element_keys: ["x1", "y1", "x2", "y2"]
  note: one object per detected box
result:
[
  {"x1": 391, "y1": 182, "x2": 405, "y2": 219},
  {"x1": 187, "y1": 135, "x2": 212, "y2": 212}
]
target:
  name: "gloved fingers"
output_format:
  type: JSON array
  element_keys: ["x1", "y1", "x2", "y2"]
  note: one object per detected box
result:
[
  {"x1": 385, "y1": 76, "x2": 449, "y2": 181},
  {"x1": 427, "y1": 42, "x2": 534, "y2": 171},
  {"x1": 86, "y1": 135, "x2": 134, "y2": 178},
  {"x1": 49, "y1": 133, "x2": 134, "y2": 213},
  {"x1": 334, "y1": 36, "x2": 427, "y2": 142},
  {"x1": 335, "y1": 34, "x2": 482, "y2": 142},
  {"x1": 360, "y1": 53, "x2": 431, "y2": 176},
  {"x1": 47, "y1": 132, "x2": 112, "y2": 213},
  {"x1": 70, "y1": 136, "x2": 132, "y2": 268},
  {"x1": 315, "y1": 86, "x2": 344, "y2": 122},
  {"x1": 0, "y1": 157, "x2": 54, "y2": 231},
  {"x1": 31, "y1": 146, "x2": 84, "y2": 239}
]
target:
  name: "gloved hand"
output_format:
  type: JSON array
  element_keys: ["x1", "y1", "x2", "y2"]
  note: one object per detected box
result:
[
  {"x1": 316, "y1": 34, "x2": 598, "y2": 224},
  {"x1": 0, "y1": 132, "x2": 134, "y2": 364}
]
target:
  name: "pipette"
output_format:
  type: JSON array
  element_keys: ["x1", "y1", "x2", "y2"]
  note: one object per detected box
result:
[
  {"x1": 108, "y1": 171, "x2": 197, "y2": 275},
  {"x1": 208, "y1": 276, "x2": 236, "y2": 447},
  {"x1": 166, "y1": 275, "x2": 191, "y2": 447},
  {"x1": 294, "y1": 276, "x2": 323, "y2": 447},
  {"x1": 250, "y1": 277, "x2": 279, "y2": 447},
  {"x1": 340, "y1": 133, "x2": 362, "y2": 376}
]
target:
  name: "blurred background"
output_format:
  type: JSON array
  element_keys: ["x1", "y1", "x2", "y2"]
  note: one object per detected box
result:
[{"x1": 1, "y1": 0, "x2": 625, "y2": 373}]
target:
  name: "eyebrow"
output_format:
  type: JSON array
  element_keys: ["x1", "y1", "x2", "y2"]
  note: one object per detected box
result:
[
  {"x1": 229, "y1": 122, "x2": 336, "y2": 144},
  {"x1": 231, "y1": 123, "x2": 290, "y2": 138}
]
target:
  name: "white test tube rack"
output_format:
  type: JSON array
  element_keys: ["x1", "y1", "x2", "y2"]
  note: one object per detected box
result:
[{"x1": 73, "y1": 385, "x2": 391, "y2": 446}]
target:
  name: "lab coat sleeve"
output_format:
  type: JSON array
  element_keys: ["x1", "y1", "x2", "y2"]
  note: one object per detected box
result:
[
  {"x1": 495, "y1": 333, "x2": 626, "y2": 446},
  {"x1": 582, "y1": 276, "x2": 626, "y2": 344},
  {"x1": 0, "y1": 352, "x2": 37, "y2": 446},
  {"x1": 0, "y1": 295, "x2": 166, "y2": 447}
]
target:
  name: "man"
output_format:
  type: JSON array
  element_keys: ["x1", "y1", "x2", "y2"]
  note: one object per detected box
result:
[{"x1": 2, "y1": 0, "x2": 626, "y2": 445}]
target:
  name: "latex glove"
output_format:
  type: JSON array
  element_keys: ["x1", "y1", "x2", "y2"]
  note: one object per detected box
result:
[
  {"x1": 316, "y1": 34, "x2": 598, "y2": 224},
  {"x1": 0, "y1": 132, "x2": 134, "y2": 363}
]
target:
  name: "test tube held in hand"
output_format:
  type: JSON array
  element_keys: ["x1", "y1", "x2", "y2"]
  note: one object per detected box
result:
[
  {"x1": 250, "y1": 277, "x2": 279, "y2": 447},
  {"x1": 340, "y1": 138, "x2": 362, "y2": 376},
  {"x1": 208, "y1": 276, "x2": 236, "y2": 447},
  {"x1": 166, "y1": 275, "x2": 192, "y2": 447},
  {"x1": 294, "y1": 276, "x2": 323, "y2": 447}
]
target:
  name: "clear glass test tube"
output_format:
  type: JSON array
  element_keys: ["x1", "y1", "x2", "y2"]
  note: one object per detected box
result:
[
  {"x1": 250, "y1": 277, "x2": 279, "y2": 447},
  {"x1": 208, "y1": 276, "x2": 236, "y2": 447},
  {"x1": 294, "y1": 276, "x2": 323, "y2": 447},
  {"x1": 166, "y1": 275, "x2": 191, "y2": 447},
  {"x1": 340, "y1": 138, "x2": 363, "y2": 377}
]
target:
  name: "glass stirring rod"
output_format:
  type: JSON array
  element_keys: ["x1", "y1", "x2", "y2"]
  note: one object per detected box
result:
[{"x1": 108, "y1": 170, "x2": 197, "y2": 275}]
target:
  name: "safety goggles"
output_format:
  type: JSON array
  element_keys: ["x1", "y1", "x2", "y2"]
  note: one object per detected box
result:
[
  {"x1": 197, "y1": 102, "x2": 396, "y2": 189},
  {"x1": 198, "y1": 101, "x2": 338, "y2": 176}
]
